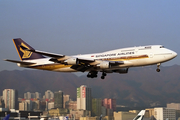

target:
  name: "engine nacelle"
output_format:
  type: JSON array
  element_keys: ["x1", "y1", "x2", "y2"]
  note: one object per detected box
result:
[
  {"x1": 99, "y1": 61, "x2": 111, "y2": 69},
  {"x1": 64, "y1": 58, "x2": 79, "y2": 65},
  {"x1": 114, "y1": 68, "x2": 129, "y2": 74}
]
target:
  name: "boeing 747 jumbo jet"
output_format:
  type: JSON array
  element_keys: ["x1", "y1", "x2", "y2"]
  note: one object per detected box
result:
[{"x1": 4, "y1": 38, "x2": 177, "y2": 79}]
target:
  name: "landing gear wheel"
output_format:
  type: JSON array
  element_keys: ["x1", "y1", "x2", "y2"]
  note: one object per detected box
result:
[
  {"x1": 101, "y1": 76, "x2": 105, "y2": 79},
  {"x1": 156, "y1": 68, "x2": 160, "y2": 72},
  {"x1": 101, "y1": 72, "x2": 106, "y2": 79},
  {"x1": 102, "y1": 72, "x2": 107, "y2": 76},
  {"x1": 87, "y1": 71, "x2": 98, "y2": 78}
]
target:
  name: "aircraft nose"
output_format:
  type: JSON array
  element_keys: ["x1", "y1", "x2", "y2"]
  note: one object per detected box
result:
[{"x1": 172, "y1": 51, "x2": 177, "y2": 58}]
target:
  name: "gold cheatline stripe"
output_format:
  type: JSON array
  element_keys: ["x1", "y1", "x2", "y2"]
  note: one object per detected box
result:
[
  {"x1": 101, "y1": 55, "x2": 149, "y2": 61},
  {"x1": 30, "y1": 64, "x2": 72, "y2": 70}
]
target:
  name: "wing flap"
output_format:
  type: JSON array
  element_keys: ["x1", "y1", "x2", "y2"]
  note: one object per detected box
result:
[{"x1": 4, "y1": 59, "x2": 36, "y2": 65}]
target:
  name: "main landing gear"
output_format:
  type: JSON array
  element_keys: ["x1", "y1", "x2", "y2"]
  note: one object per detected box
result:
[
  {"x1": 101, "y1": 72, "x2": 107, "y2": 79},
  {"x1": 156, "y1": 63, "x2": 161, "y2": 72},
  {"x1": 87, "y1": 71, "x2": 107, "y2": 79},
  {"x1": 87, "y1": 71, "x2": 98, "y2": 78}
]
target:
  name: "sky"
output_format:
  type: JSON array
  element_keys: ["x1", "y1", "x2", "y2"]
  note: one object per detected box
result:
[{"x1": 0, "y1": 0, "x2": 180, "y2": 71}]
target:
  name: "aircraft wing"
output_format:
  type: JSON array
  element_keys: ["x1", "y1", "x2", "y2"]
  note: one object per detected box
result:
[{"x1": 4, "y1": 59, "x2": 36, "y2": 65}]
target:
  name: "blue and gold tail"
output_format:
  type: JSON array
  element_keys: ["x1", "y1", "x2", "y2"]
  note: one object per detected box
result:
[
  {"x1": 13, "y1": 38, "x2": 45, "y2": 61},
  {"x1": 3, "y1": 114, "x2": 10, "y2": 120}
]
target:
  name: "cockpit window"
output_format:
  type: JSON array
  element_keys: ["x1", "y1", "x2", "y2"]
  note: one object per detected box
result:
[{"x1": 160, "y1": 46, "x2": 164, "y2": 48}]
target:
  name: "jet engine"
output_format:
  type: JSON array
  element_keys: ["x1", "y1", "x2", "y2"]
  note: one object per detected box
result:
[
  {"x1": 99, "y1": 61, "x2": 111, "y2": 69},
  {"x1": 114, "y1": 68, "x2": 129, "y2": 74},
  {"x1": 64, "y1": 58, "x2": 79, "y2": 65}
]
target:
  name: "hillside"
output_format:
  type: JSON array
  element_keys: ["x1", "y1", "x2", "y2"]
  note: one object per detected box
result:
[{"x1": 0, "y1": 65, "x2": 180, "y2": 107}]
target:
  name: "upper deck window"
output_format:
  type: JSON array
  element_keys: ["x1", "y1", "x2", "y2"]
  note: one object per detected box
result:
[{"x1": 139, "y1": 46, "x2": 151, "y2": 50}]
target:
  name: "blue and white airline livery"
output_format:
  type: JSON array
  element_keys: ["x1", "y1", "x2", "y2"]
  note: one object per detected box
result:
[{"x1": 5, "y1": 38, "x2": 177, "y2": 79}]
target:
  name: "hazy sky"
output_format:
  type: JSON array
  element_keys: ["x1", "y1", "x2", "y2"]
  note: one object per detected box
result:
[{"x1": 1, "y1": 0, "x2": 180, "y2": 71}]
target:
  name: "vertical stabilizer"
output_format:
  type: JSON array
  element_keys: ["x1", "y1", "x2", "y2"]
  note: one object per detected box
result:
[
  {"x1": 3, "y1": 114, "x2": 10, "y2": 120},
  {"x1": 13, "y1": 38, "x2": 45, "y2": 60},
  {"x1": 133, "y1": 110, "x2": 145, "y2": 120}
]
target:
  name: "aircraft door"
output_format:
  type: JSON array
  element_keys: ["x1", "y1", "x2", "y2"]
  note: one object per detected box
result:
[{"x1": 149, "y1": 53, "x2": 153, "y2": 58}]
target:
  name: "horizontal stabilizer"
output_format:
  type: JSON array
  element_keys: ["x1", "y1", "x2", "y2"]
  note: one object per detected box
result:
[{"x1": 4, "y1": 59, "x2": 36, "y2": 65}]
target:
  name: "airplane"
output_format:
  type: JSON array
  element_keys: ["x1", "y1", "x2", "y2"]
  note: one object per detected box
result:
[
  {"x1": 4, "y1": 38, "x2": 177, "y2": 79},
  {"x1": 3, "y1": 114, "x2": 10, "y2": 120},
  {"x1": 133, "y1": 110, "x2": 146, "y2": 120}
]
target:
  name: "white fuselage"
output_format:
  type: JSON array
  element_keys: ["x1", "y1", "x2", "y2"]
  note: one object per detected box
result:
[{"x1": 20, "y1": 45, "x2": 177, "y2": 72}]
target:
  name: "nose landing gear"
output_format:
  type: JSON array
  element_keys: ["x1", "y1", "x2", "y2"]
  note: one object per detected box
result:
[{"x1": 156, "y1": 63, "x2": 161, "y2": 72}]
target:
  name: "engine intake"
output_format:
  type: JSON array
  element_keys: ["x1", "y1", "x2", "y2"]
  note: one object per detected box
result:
[{"x1": 64, "y1": 58, "x2": 79, "y2": 65}]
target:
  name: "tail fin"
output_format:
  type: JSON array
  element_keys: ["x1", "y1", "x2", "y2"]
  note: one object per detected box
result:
[
  {"x1": 3, "y1": 114, "x2": 10, "y2": 120},
  {"x1": 13, "y1": 38, "x2": 45, "y2": 61},
  {"x1": 133, "y1": 110, "x2": 145, "y2": 120}
]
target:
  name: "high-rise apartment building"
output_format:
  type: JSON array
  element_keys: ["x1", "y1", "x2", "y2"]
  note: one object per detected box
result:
[
  {"x1": 35, "y1": 92, "x2": 41, "y2": 99},
  {"x1": 77, "y1": 85, "x2": 92, "y2": 111},
  {"x1": 102, "y1": 98, "x2": 116, "y2": 111},
  {"x1": 92, "y1": 98, "x2": 102, "y2": 116},
  {"x1": 24, "y1": 92, "x2": 41, "y2": 99},
  {"x1": 45, "y1": 90, "x2": 54, "y2": 99},
  {"x1": 19, "y1": 100, "x2": 32, "y2": 111},
  {"x1": 3, "y1": 89, "x2": 18, "y2": 110},
  {"x1": 54, "y1": 91, "x2": 63, "y2": 108},
  {"x1": 24, "y1": 92, "x2": 32, "y2": 99},
  {"x1": 48, "y1": 102, "x2": 54, "y2": 110},
  {"x1": 63, "y1": 94, "x2": 70, "y2": 108},
  {"x1": 154, "y1": 107, "x2": 176, "y2": 120},
  {"x1": 167, "y1": 103, "x2": 180, "y2": 110}
]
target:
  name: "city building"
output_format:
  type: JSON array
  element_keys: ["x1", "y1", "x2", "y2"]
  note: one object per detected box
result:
[
  {"x1": 48, "y1": 102, "x2": 54, "y2": 110},
  {"x1": 0, "y1": 96, "x2": 5, "y2": 108},
  {"x1": 77, "y1": 85, "x2": 92, "y2": 111},
  {"x1": 145, "y1": 108, "x2": 155, "y2": 118},
  {"x1": 70, "y1": 109, "x2": 91, "y2": 119},
  {"x1": 35, "y1": 92, "x2": 41, "y2": 99},
  {"x1": 45, "y1": 90, "x2": 54, "y2": 99},
  {"x1": 63, "y1": 94, "x2": 70, "y2": 108},
  {"x1": 154, "y1": 107, "x2": 176, "y2": 120},
  {"x1": 19, "y1": 100, "x2": 32, "y2": 111},
  {"x1": 24, "y1": 92, "x2": 41, "y2": 99},
  {"x1": 114, "y1": 111, "x2": 137, "y2": 120},
  {"x1": 49, "y1": 108, "x2": 69, "y2": 117},
  {"x1": 66, "y1": 100, "x2": 77, "y2": 110},
  {"x1": 54, "y1": 91, "x2": 63, "y2": 108},
  {"x1": 92, "y1": 98, "x2": 102, "y2": 117},
  {"x1": 32, "y1": 100, "x2": 41, "y2": 111},
  {"x1": 167, "y1": 103, "x2": 180, "y2": 110},
  {"x1": 101, "y1": 106, "x2": 107, "y2": 117},
  {"x1": 24, "y1": 92, "x2": 32, "y2": 99},
  {"x1": 3, "y1": 89, "x2": 18, "y2": 110},
  {"x1": 102, "y1": 98, "x2": 116, "y2": 111}
]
